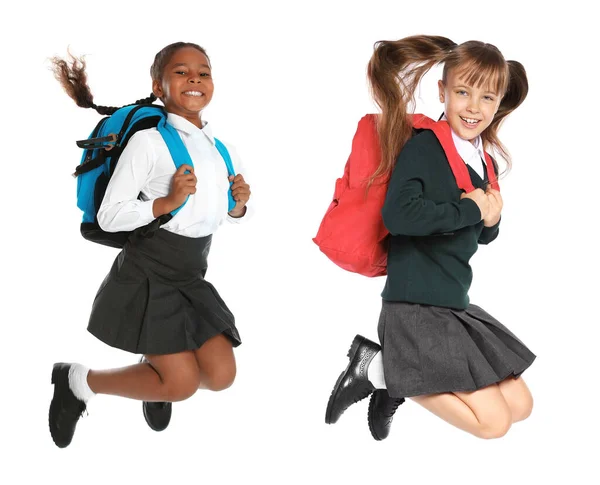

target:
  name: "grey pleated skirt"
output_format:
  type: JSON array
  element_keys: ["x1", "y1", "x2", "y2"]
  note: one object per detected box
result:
[
  {"x1": 87, "y1": 229, "x2": 241, "y2": 355},
  {"x1": 377, "y1": 300, "x2": 535, "y2": 398}
]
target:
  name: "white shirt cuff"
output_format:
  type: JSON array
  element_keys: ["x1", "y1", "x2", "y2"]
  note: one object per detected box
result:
[
  {"x1": 227, "y1": 203, "x2": 254, "y2": 224},
  {"x1": 139, "y1": 199, "x2": 157, "y2": 225}
]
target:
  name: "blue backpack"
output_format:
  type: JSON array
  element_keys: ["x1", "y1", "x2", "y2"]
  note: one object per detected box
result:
[{"x1": 73, "y1": 104, "x2": 236, "y2": 248}]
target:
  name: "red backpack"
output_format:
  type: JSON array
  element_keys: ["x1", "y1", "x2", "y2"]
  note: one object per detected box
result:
[{"x1": 312, "y1": 113, "x2": 499, "y2": 277}]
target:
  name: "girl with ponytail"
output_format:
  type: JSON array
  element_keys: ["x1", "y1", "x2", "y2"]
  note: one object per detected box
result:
[
  {"x1": 325, "y1": 35, "x2": 535, "y2": 441},
  {"x1": 48, "y1": 42, "x2": 252, "y2": 448}
]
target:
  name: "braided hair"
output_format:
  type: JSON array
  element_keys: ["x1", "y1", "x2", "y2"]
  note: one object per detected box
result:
[{"x1": 50, "y1": 42, "x2": 210, "y2": 115}]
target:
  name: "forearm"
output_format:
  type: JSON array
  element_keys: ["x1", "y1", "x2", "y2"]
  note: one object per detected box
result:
[
  {"x1": 228, "y1": 206, "x2": 246, "y2": 218},
  {"x1": 227, "y1": 203, "x2": 253, "y2": 223},
  {"x1": 382, "y1": 138, "x2": 483, "y2": 236},
  {"x1": 152, "y1": 197, "x2": 178, "y2": 218},
  {"x1": 382, "y1": 192, "x2": 482, "y2": 236}
]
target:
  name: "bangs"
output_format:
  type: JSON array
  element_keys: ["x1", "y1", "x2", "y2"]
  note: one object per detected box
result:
[
  {"x1": 444, "y1": 41, "x2": 509, "y2": 96},
  {"x1": 456, "y1": 60, "x2": 507, "y2": 95}
]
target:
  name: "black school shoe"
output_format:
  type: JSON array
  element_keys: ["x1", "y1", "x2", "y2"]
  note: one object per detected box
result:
[
  {"x1": 325, "y1": 335, "x2": 380, "y2": 424},
  {"x1": 367, "y1": 390, "x2": 405, "y2": 441},
  {"x1": 49, "y1": 363, "x2": 87, "y2": 448},
  {"x1": 140, "y1": 357, "x2": 172, "y2": 432},
  {"x1": 143, "y1": 401, "x2": 172, "y2": 432}
]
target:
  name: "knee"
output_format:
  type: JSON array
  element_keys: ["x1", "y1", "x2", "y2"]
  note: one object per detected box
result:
[
  {"x1": 477, "y1": 412, "x2": 513, "y2": 440},
  {"x1": 163, "y1": 373, "x2": 201, "y2": 402},
  {"x1": 204, "y1": 366, "x2": 236, "y2": 392},
  {"x1": 512, "y1": 394, "x2": 534, "y2": 422}
]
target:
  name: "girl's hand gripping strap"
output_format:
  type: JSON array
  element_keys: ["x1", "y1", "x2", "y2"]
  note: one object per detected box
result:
[
  {"x1": 157, "y1": 117, "x2": 237, "y2": 215},
  {"x1": 214, "y1": 138, "x2": 237, "y2": 212}
]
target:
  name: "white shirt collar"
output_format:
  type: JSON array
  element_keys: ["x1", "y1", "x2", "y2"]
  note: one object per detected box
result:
[
  {"x1": 441, "y1": 114, "x2": 486, "y2": 178},
  {"x1": 167, "y1": 112, "x2": 215, "y2": 145}
]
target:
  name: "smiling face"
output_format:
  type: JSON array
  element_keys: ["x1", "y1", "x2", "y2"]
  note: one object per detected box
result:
[
  {"x1": 438, "y1": 68, "x2": 502, "y2": 144},
  {"x1": 152, "y1": 46, "x2": 214, "y2": 127}
]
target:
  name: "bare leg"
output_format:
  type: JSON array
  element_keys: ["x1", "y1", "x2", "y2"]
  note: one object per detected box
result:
[
  {"x1": 87, "y1": 351, "x2": 202, "y2": 402},
  {"x1": 497, "y1": 377, "x2": 534, "y2": 422},
  {"x1": 194, "y1": 334, "x2": 236, "y2": 391},
  {"x1": 411, "y1": 383, "x2": 513, "y2": 439},
  {"x1": 86, "y1": 333, "x2": 235, "y2": 402}
]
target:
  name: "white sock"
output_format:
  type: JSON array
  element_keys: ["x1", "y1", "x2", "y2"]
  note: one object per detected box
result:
[
  {"x1": 367, "y1": 350, "x2": 386, "y2": 389},
  {"x1": 68, "y1": 364, "x2": 96, "y2": 403}
]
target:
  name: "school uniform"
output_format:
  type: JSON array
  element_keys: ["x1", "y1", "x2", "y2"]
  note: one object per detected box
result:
[
  {"x1": 87, "y1": 113, "x2": 250, "y2": 355},
  {"x1": 378, "y1": 128, "x2": 535, "y2": 399}
]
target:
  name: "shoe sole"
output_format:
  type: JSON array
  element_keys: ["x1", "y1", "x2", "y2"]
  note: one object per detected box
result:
[
  {"x1": 325, "y1": 335, "x2": 367, "y2": 424},
  {"x1": 49, "y1": 363, "x2": 69, "y2": 448},
  {"x1": 367, "y1": 392, "x2": 384, "y2": 441}
]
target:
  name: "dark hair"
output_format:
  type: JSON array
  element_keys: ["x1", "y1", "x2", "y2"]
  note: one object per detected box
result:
[
  {"x1": 367, "y1": 35, "x2": 528, "y2": 185},
  {"x1": 50, "y1": 42, "x2": 209, "y2": 115},
  {"x1": 150, "y1": 42, "x2": 210, "y2": 81}
]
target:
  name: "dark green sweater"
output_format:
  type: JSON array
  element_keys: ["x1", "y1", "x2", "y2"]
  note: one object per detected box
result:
[{"x1": 381, "y1": 130, "x2": 500, "y2": 310}]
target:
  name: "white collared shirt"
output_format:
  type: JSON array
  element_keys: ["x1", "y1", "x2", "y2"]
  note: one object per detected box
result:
[
  {"x1": 97, "y1": 113, "x2": 252, "y2": 238},
  {"x1": 442, "y1": 114, "x2": 486, "y2": 180}
]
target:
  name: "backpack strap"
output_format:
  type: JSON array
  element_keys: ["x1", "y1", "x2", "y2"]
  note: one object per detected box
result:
[
  {"x1": 411, "y1": 114, "x2": 500, "y2": 192},
  {"x1": 156, "y1": 118, "x2": 238, "y2": 216},
  {"x1": 156, "y1": 117, "x2": 194, "y2": 216},
  {"x1": 214, "y1": 138, "x2": 237, "y2": 212},
  {"x1": 482, "y1": 152, "x2": 499, "y2": 191}
]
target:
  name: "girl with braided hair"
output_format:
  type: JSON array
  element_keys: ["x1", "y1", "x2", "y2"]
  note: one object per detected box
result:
[
  {"x1": 325, "y1": 35, "x2": 535, "y2": 440},
  {"x1": 48, "y1": 42, "x2": 252, "y2": 448}
]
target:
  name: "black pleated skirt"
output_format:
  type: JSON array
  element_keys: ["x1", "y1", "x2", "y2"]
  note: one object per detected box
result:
[
  {"x1": 87, "y1": 229, "x2": 241, "y2": 355},
  {"x1": 377, "y1": 300, "x2": 535, "y2": 398}
]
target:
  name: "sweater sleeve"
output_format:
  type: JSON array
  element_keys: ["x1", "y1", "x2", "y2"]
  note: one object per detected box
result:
[
  {"x1": 97, "y1": 132, "x2": 156, "y2": 232},
  {"x1": 478, "y1": 217, "x2": 501, "y2": 245},
  {"x1": 381, "y1": 137, "x2": 482, "y2": 237}
]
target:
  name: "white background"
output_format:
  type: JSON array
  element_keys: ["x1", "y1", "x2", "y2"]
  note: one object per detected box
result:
[{"x1": 1, "y1": 0, "x2": 598, "y2": 483}]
